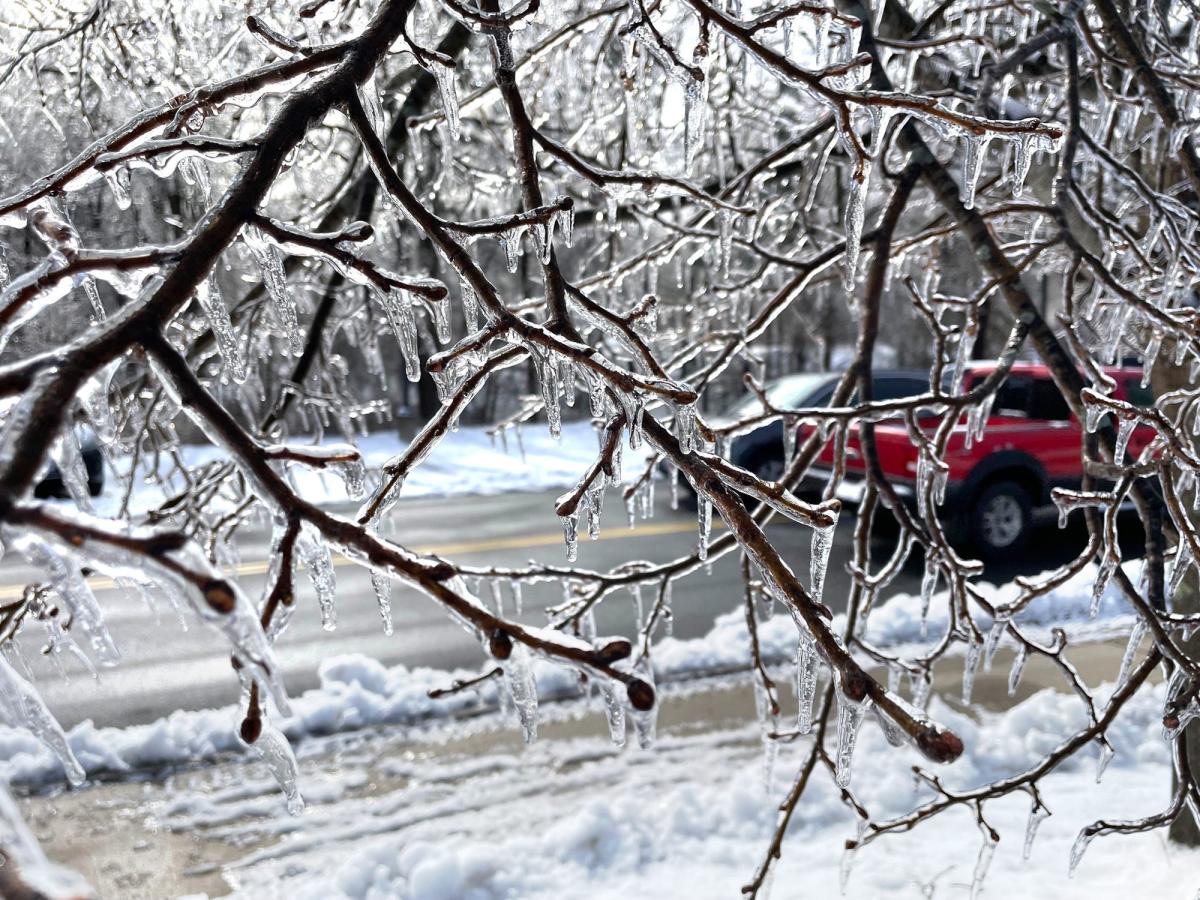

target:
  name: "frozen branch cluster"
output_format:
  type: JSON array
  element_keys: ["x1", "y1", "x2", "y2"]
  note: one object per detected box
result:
[{"x1": 1, "y1": 0, "x2": 1200, "y2": 894}]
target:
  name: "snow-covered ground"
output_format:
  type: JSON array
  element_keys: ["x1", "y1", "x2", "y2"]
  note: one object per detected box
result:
[
  {"x1": 8, "y1": 552, "x2": 1198, "y2": 898},
  {"x1": 95, "y1": 420, "x2": 652, "y2": 515},
  {"x1": 199, "y1": 680, "x2": 1195, "y2": 900}
]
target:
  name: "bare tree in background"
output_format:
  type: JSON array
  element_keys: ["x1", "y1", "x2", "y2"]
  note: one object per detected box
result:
[{"x1": 2, "y1": 0, "x2": 1200, "y2": 895}]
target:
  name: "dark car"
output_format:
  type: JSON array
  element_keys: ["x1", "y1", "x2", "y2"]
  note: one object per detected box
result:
[
  {"x1": 34, "y1": 433, "x2": 105, "y2": 500},
  {"x1": 720, "y1": 370, "x2": 931, "y2": 481}
]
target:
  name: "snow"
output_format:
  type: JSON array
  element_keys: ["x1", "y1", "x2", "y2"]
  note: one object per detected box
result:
[
  {"x1": 197, "y1": 681, "x2": 1196, "y2": 900},
  {"x1": 0, "y1": 560, "x2": 1145, "y2": 789},
  {"x1": 92, "y1": 420, "x2": 653, "y2": 516}
]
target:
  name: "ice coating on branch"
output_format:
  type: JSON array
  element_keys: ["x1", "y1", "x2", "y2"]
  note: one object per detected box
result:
[
  {"x1": 371, "y1": 570, "x2": 394, "y2": 635},
  {"x1": 296, "y1": 523, "x2": 337, "y2": 631},
  {"x1": 9, "y1": 532, "x2": 119, "y2": 666},
  {"x1": 0, "y1": 652, "x2": 85, "y2": 786},
  {"x1": 195, "y1": 276, "x2": 247, "y2": 384},
  {"x1": 12, "y1": 513, "x2": 291, "y2": 715},
  {"x1": 248, "y1": 719, "x2": 305, "y2": 815},
  {"x1": 244, "y1": 224, "x2": 303, "y2": 356},
  {"x1": 501, "y1": 645, "x2": 539, "y2": 743}
]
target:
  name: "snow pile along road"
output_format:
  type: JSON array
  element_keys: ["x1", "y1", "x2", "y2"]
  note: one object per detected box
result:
[
  {"x1": 0, "y1": 560, "x2": 1143, "y2": 788},
  {"x1": 95, "y1": 420, "x2": 653, "y2": 515}
]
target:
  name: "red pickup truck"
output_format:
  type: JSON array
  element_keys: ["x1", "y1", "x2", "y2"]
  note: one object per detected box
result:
[{"x1": 810, "y1": 362, "x2": 1154, "y2": 557}]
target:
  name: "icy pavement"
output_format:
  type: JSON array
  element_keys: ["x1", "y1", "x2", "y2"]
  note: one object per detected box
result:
[{"x1": 19, "y1": 667, "x2": 1200, "y2": 899}]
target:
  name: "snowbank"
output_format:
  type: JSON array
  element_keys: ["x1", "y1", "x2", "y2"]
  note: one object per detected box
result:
[
  {"x1": 94, "y1": 420, "x2": 651, "y2": 515},
  {"x1": 0, "y1": 560, "x2": 1142, "y2": 789}
]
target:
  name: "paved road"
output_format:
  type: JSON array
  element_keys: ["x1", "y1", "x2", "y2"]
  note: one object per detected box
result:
[{"x1": 0, "y1": 489, "x2": 1143, "y2": 729}]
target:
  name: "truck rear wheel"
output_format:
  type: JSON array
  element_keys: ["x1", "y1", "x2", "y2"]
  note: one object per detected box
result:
[{"x1": 970, "y1": 481, "x2": 1031, "y2": 558}]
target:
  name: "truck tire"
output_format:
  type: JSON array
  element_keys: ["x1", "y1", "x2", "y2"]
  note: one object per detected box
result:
[{"x1": 970, "y1": 480, "x2": 1031, "y2": 558}]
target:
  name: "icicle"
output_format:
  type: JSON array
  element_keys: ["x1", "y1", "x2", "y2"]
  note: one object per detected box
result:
[
  {"x1": 244, "y1": 225, "x2": 303, "y2": 356},
  {"x1": 961, "y1": 134, "x2": 990, "y2": 210},
  {"x1": 1095, "y1": 740, "x2": 1115, "y2": 783},
  {"x1": 982, "y1": 616, "x2": 1007, "y2": 671},
  {"x1": 793, "y1": 633, "x2": 817, "y2": 733},
  {"x1": 810, "y1": 522, "x2": 835, "y2": 608},
  {"x1": 0, "y1": 654, "x2": 85, "y2": 786},
  {"x1": 195, "y1": 277, "x2": 247, "y2": 384},
  {"x1": 920, "y1": 556, "x2": 938, "y2": 638},
  {"x1": 1068, "y1": 829, "x2": 1094, "y2": 876},
  {"x1": 629, "y1": 656, "x2": 658, "y2": 749},
  {"x1": 83, "y1": 276, "x2": 105, "y2": 322},
  {"x1": 49, "y1": 429, "x2": 94, "y2": 513},
  {"x1": 1008, "y1": 644, "x2": 1028, "y2": 696},
  {"x1": 1091, "y1": 553, "x2": 1117, "y2": 617},
  {"x1": 560, "y1": 512, "x2": 579, "y2": 562},
  {"x1": 250, "y1": 720, "x2": 305, "y2": 815},
  {"x1": 1113, "y1": 416, "x2": 1135, "y2": 464},
  {"x1": 1024, "y1": 803, "x2": 1050, "y2": 860},
  {"x1": 1116, "y1": 619, "x2": 1146, "y2": 689},
  {"x1": 1170, "y1": 540, "x2": 1195, "y2": 605},
  {"x1": 753, "y1": 677, "x2": 778, "y2": 794},
  {"x1": 502, "y1": 645, "x2": 539, "y2": 743},
  {"x1": 430, "y1": 61, "x2": 460, "y2": 139},
  {"x1": 511, "y1": 580, "x2": 523, "y2": 617},
  {"x1": 104, "y1": 165, "x2": 132, "y2": 209},
  {"x1": 697, "y1": 493, "x2": 713, "y2": 560},
  {"x1": 11, "y1": 536, "x2": 118, "y2": 666},
  {"x1": 600, "y1": 682, "x2": 626, "y2": 747},
  {"x1": 842, "y1": 160, "x2": 872, "y2": 290},
  {"x1": 839, "y1": 844, "x2": 856, "y2": 893},
  {"x1": 537, "y1": 352, "x2": 563, "y2": 439},
  {"x1": 970, "y1": 832, "x2": 997, "y2": 900},
  {"x1": 296, "y1": 524, "x2": 337, "y2": 631},
  {"x1": 834, "y1": 686, "x2": 869, "y2": 787},
  {"x1": 683, "y1": 76, "x2": 705, "y2": 171},
  {"x1": 461, "y1": 281, "x2": 480, "y2": 332},
  {"x1": 1085, "y1": 402, "x2": 1105, "y2": 433},
  {"x1": 962, "y1": 636, "x2": 982, "y2": 704},
  {"x1": 380, "y1": 289, "x2": 421, "y2": 382},
  {"x1": 586, "y1": 485, "x2": 605, "y2": 540},
  {"x1": 371, "y1": 570, "x2": 393, "y2": 635}
]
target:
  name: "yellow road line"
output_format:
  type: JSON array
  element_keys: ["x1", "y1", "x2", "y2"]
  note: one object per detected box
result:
[{"x1": 0, "y1": 516, "x2": 721, "y2": 601}]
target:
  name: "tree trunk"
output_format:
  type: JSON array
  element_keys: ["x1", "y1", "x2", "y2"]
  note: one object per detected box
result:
[{"x1": 1153, "y1": 338, "x2": 1200, "y2": 845}]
